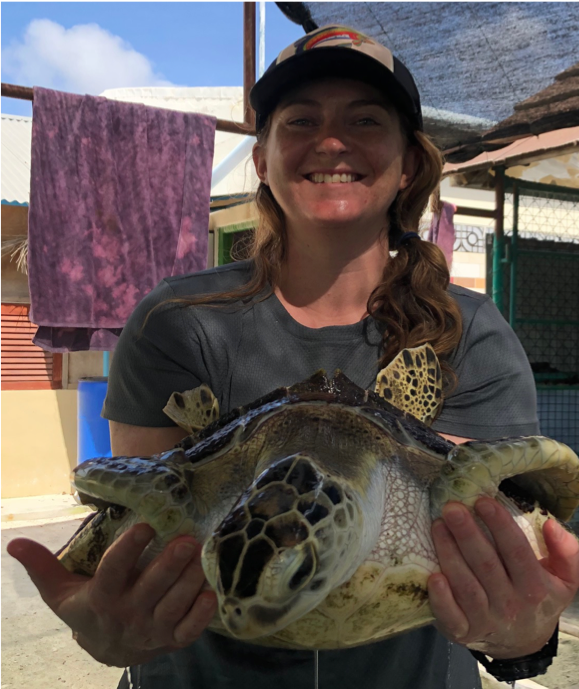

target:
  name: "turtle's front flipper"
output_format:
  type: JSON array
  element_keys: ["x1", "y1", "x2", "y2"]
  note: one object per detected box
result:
[
  {"x1": 430, "y1": 436, "x2": 579, "y2": 522},
  {"x1": 56, "y1": 505, "x2": 132, "y2": 576},
  {"x1": 163, "y1": 384, "x2": 220, "y2": 434},
  {"x1": 375, "y1": 344, "x2": 443, "y2": 426}
]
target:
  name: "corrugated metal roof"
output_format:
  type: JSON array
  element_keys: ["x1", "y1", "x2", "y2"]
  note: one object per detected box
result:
[
  {"x1": 1, "y1": 114, "x2": 32, "y2": 206},
  {"x1": 444, "y1": 126, "x2": 579, "y2": 175},
  {"x1": 444, "y1": 127, "x2": 579, "y2": 191}
]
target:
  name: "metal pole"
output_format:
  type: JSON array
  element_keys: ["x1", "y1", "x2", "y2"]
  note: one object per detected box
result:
[
  {"x1": 103, "y1": 351, "x2": 110, "y2": 377},
  {"x1": 259, "y1": 1, "x2": 266, "y2": 78},
  {"x1": 509, "y1": 182, "x2": 519, "y2": 326},
  {"x1": 492, "y1": 167, "x2": 505, "y2": 314},
  {"x1": 243, "y1": 2, "x2": 257, "y2": 128},
  {"x1": 210, "y1": 135, "x2": 256, "y2": 191}
]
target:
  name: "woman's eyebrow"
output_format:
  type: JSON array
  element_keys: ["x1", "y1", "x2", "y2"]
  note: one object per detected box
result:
[
  {"x1": 348, "y1": 99, "x2": 391, "y2": 110},
  {"x1": 279, "y1": 98, "x2": 391, "y2": 111},
  {"x1": 279, "y1": 98, "x2": 320, "y2": 110}
]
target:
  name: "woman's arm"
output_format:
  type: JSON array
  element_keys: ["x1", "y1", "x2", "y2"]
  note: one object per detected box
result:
[{"x1": 109, "y1": 421, "x2": 189, "y2": 456}]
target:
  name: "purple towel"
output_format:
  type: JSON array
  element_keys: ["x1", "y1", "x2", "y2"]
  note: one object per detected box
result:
[
  {"x1": 428, "y1": 201, "x2": 457, "y2": 270},
  {"x1": 28, "y1": 87, "x2": 216, "y2": 352}
]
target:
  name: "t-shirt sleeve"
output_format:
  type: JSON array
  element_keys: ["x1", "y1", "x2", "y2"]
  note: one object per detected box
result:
[
  {"x1": 432, "y1": 295, "x2": 540, "y2": 439},
  {"x1": 102, "y1": 279, "x2": 209, "y2": 428}
]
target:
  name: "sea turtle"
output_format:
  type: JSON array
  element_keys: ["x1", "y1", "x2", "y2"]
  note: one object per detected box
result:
[{"x1": 57, "y1": 345, "x2": 579, "y2": 650}]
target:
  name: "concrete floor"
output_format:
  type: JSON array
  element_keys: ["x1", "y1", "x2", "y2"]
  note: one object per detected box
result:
[
  {"x1": 2, "y1": 517, "x2": 123, "y2": 689},
  {"x1": 2, "y1": 499, "x2": 579, "y2": 689}
]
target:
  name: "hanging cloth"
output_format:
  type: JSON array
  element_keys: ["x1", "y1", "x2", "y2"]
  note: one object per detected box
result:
[
  {"x1": 27, "y1": 87, "x2": 216, "y2": 351},
  {"x1": 428, "y1": 200, "x2": 457, "y2": 271}
]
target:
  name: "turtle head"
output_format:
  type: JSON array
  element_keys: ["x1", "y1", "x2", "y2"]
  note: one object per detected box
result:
[{"x1": 202, "y1": 453, "x2": 366, "y2": 639}]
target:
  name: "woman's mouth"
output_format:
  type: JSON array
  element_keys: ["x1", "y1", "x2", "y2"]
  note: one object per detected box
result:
[{"x1": 306, "y1": 173, "x2": 363, "y2": 184}]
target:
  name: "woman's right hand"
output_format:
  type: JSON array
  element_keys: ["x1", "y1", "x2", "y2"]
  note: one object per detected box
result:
[{"x1": 7, "y1": 523, "x2": 218, "y2": 667}]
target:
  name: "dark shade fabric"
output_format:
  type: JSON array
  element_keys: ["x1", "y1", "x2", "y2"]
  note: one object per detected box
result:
[{"x1": 27, "y1": 86, "x2": 216, "y2": 352}]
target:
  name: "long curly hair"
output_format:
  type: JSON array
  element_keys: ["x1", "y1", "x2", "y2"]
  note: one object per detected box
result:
[{"x1": 146, "y1": 106, "x2": 462, "y2": 386}]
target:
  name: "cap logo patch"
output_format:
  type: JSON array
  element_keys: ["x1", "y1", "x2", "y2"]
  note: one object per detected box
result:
[
  {"x1": 296, "y1": 26, "x2": 373, "y2": 53},
  {"x1": 276, "y1": 25, "x2": 378, "y2": 65}
]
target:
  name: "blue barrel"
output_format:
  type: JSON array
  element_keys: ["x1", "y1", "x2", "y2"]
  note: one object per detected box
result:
[{"x1": 77, "y1": 377, "x2": 112, "y2": 464}]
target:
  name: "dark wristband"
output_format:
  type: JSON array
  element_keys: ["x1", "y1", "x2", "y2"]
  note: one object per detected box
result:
[{"x1": 469, "y1": 624, "x2": 558, "y2": 683}]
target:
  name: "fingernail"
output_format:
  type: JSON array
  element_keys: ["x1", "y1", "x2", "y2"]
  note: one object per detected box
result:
[
  {"x1": 174, "y1": 543, "x2": 196, "y2": 560},
  {"x1": 476, "y1": 500, "x2": 495, "y2": 519},
  {"x1": 549, "y1": 519, "x2": 564, "y2": 542},
  {"x1": 431, "y1": 577, "x2": 446, "y2": 592},
  {"x1": 444, "y1": 506, "x2": 465, "y2": 526}
]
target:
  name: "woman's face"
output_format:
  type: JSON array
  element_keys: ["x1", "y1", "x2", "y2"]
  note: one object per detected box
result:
[{"x1": 253, "y1": 78, "x2": 418, "y2": 233}]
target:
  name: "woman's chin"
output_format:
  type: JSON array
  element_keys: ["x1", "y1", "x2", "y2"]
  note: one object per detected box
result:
[{"x1": 301, "y1": 212, "x2": 371, "y2": 228}]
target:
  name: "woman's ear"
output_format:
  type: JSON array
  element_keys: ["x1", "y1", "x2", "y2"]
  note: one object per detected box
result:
[
  {"x1": 252, "y1": 142, "x2": 268, "y2": 185},
  {"x1": 399, "y1": 145, "x2": 419, "y2": 191}
]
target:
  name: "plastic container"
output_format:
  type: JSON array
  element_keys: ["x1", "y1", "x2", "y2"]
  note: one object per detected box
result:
[{"x1": 77, "y1": 377, "x2": 112, "y2": 464}]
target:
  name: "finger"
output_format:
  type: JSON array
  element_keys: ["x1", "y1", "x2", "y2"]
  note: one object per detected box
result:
[
  {"x1": 432, "y1": 518, "x2": 489, "y2": 624},
  {"x1": 92, "y1": 523, "x2": 155, "y2": 602},
  {"x1": 441, "y1": 502, "x2": 511, "y2": 606},
  {"x1": 428, "y1": 573, "x2": 470, "y2": 641},
  {"x1": 541, "y1": 519, "x2": 579, "y2": 587},
  {"x1": 7, "y1": 538, "x2": 83, "y2": 608},
  {"x1": 173, "y1": 591, "x2": 218, "y2": 646},
  {"x1": 152, "y1": 545, "x2": 207, "y2": 635},
  {"x1": 474, "y1": 498, "x2": 542, "y2": 589},
  {"x1": 131, "y1": 537, "x2": 201, "y2": 613}
]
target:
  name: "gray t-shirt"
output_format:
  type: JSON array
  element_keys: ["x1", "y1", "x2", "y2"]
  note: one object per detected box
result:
[{"x1": 104, "y1": 259, "x2": 539, "y2": 689}]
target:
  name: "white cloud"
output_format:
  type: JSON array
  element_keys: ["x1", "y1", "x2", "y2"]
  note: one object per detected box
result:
[{"x1": 2, "y1": 19, "x2": 174, "y2": 94}]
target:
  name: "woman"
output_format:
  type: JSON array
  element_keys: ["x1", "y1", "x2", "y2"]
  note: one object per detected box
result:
[{"x1": 9, "y1": 25, "x2": 579, "y2": 689}]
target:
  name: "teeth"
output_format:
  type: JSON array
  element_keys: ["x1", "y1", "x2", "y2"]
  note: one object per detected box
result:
[{"x1": 309, "y1": 173, "x2": 357, "y2": 184}]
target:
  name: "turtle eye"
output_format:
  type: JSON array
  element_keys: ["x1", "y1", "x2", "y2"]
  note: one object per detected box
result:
[{"x1": 323, "y1": 484, "x2": 343, "y2": 504}]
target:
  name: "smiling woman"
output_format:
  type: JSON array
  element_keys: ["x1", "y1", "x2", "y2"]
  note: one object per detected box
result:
[{"x1": 8, "y1": 22, "x2": 579, "y2": 689}]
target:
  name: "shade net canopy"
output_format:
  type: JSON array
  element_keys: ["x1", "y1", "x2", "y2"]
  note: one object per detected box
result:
[{"x1": 278, "y1": 3, "x2": 579, "y2": 152}]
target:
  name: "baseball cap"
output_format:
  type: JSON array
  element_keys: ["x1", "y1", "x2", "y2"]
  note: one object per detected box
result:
[{"x1": 250, "y1": 25, "x2": 423, "y2": 132}]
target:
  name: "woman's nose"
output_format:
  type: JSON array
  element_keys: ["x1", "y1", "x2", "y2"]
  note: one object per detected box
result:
[
  {"x1": 315, "y1": 135, "x2": 349, "y2": 156},
  {"x1": 315, "y1": 122, "x2": 349, "y2": 156}
]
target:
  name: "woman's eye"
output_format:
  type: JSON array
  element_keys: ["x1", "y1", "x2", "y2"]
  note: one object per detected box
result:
[
  {"x1": 355, "y1": 117, "x2": 380, "y2": 126},
  {"x1": 289, "y1": 118, "x2": 315, "y2": 126}
]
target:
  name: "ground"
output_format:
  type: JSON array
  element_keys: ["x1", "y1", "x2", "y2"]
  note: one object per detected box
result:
[
  {"x1": 2, "y1": 498, "x2": 578, "y2": 689},
  {"x1": 2, "y1": 518, "x2": 123, "y2": 689}
]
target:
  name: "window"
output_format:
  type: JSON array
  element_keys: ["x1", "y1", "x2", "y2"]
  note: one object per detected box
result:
[{"x1": 1, "y1": 304, "x2": 62, "y2": 390}]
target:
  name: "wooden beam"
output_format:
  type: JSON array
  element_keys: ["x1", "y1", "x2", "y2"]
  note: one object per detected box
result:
[
  {"x1": 454, "y1": 206, "x2": 497, "y2": 219},
  {"x1": 243, "y1": 2, "x2": 257, "y2": 128},
  {"x1": 1, "y1": 83, "x2": 33, "y2": 100},
  {"x1": 1, "y1": 82, "x2": 256, "y2": 136}
]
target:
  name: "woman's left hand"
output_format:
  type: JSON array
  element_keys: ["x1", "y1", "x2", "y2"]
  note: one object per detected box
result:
[{"x1": 427, "y1": 497, "x2": 579, "y2": 658}]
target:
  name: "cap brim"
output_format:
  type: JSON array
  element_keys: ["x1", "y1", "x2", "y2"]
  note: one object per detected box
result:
[{"x1": 250, "y1": 48, "x2": 420, "y2": 130}]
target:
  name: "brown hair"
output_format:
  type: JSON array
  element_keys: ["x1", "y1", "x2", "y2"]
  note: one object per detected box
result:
[{"x1": 145, "y1": 110, "x2": 462, "y2": 386}]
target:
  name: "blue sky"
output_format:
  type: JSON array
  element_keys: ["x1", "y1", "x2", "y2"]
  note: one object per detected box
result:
[{"x1": 1, "y1": 2, "x2": 305, "y2": 117}]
